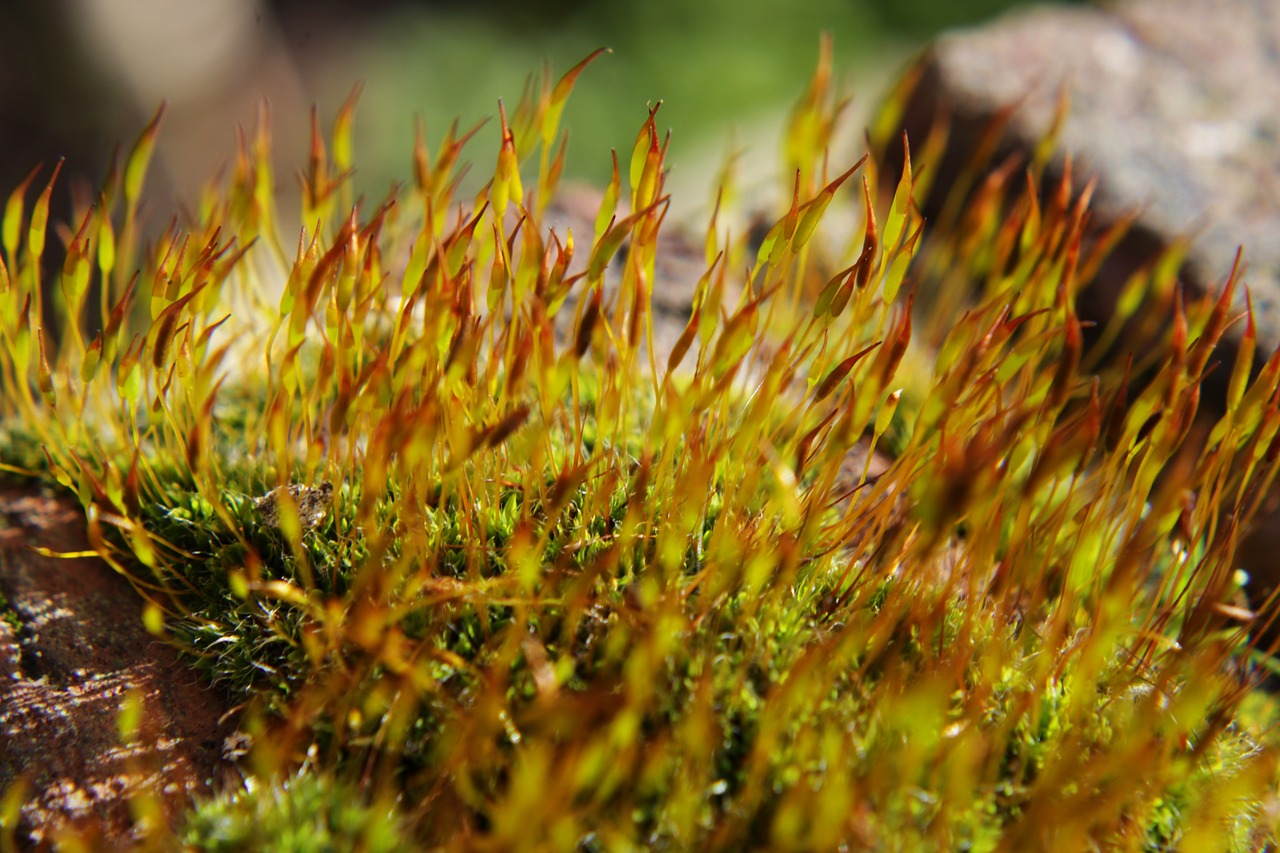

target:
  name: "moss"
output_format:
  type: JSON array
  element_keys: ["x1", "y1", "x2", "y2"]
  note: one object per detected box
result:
[
  {"x1": 0, "y1": 422, "x2": 51, "y2": 481},
  {"x1": 181, "y1": 773, "x2": 412, "y2": 852},
  {"x1": 1, "y1": 40, "x2": 1278, "y2": 849},
  {"x1": 0, "y1": 591, "x2": 19, "y2": 636}
]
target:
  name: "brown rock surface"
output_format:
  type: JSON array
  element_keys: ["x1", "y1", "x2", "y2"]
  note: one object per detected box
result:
[{"x1": 0, "y1": 484, "x2": 235, "y2": 847}]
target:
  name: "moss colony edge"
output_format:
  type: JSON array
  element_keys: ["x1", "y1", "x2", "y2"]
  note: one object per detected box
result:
[{"x1": 2, "y1": 41, "x2": 1279, "y2": 850}]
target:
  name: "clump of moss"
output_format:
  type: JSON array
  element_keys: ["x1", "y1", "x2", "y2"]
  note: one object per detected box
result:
[
  {"x1": 1, "y1": 37, "x2": 1278, "y2": 849},
  {"x1": 182, "y1": 772, "x2": 410, "y2": 852}
]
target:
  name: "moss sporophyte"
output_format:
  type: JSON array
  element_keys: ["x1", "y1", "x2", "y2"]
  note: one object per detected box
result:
[{"x1": 1, "y1": 39, "x2": 1279, "y2": 849}]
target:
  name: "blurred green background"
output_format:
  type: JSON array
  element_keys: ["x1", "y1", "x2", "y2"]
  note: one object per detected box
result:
[
  {"x1": 318, "y1": 0, "x2": 1081, "y2": 198},
  {"x1": 0, "y1": 0, "x2": 1080, "y2": 219}
]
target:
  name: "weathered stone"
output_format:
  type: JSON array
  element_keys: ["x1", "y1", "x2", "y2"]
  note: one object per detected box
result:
[
  {"x1": 886, "y1": 0, "x2": 1280, "y2": 362},
  {"x1": 880, "y1": 0, "x2": 1280, "y2": 629}
]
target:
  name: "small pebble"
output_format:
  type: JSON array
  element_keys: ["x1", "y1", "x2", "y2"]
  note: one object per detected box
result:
[{"x1": 253, "y1": 482, "x2": 334, "y2": 531}]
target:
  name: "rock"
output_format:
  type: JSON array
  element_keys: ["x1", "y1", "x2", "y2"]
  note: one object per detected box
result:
[
  {"x1": 883, "y1": 0, "x2": 1280, "y2": 384},
  {"x1": 0, "y1": 484, "x2": 236, "y2": 847},
  {"x1": 878, "y1": 0, "x2": 1280, "y2": 629}
]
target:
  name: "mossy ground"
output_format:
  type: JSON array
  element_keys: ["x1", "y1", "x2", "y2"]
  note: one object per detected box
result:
[{"x1": 1, "y1": 42, "x2": 1279, "y2": 850}]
